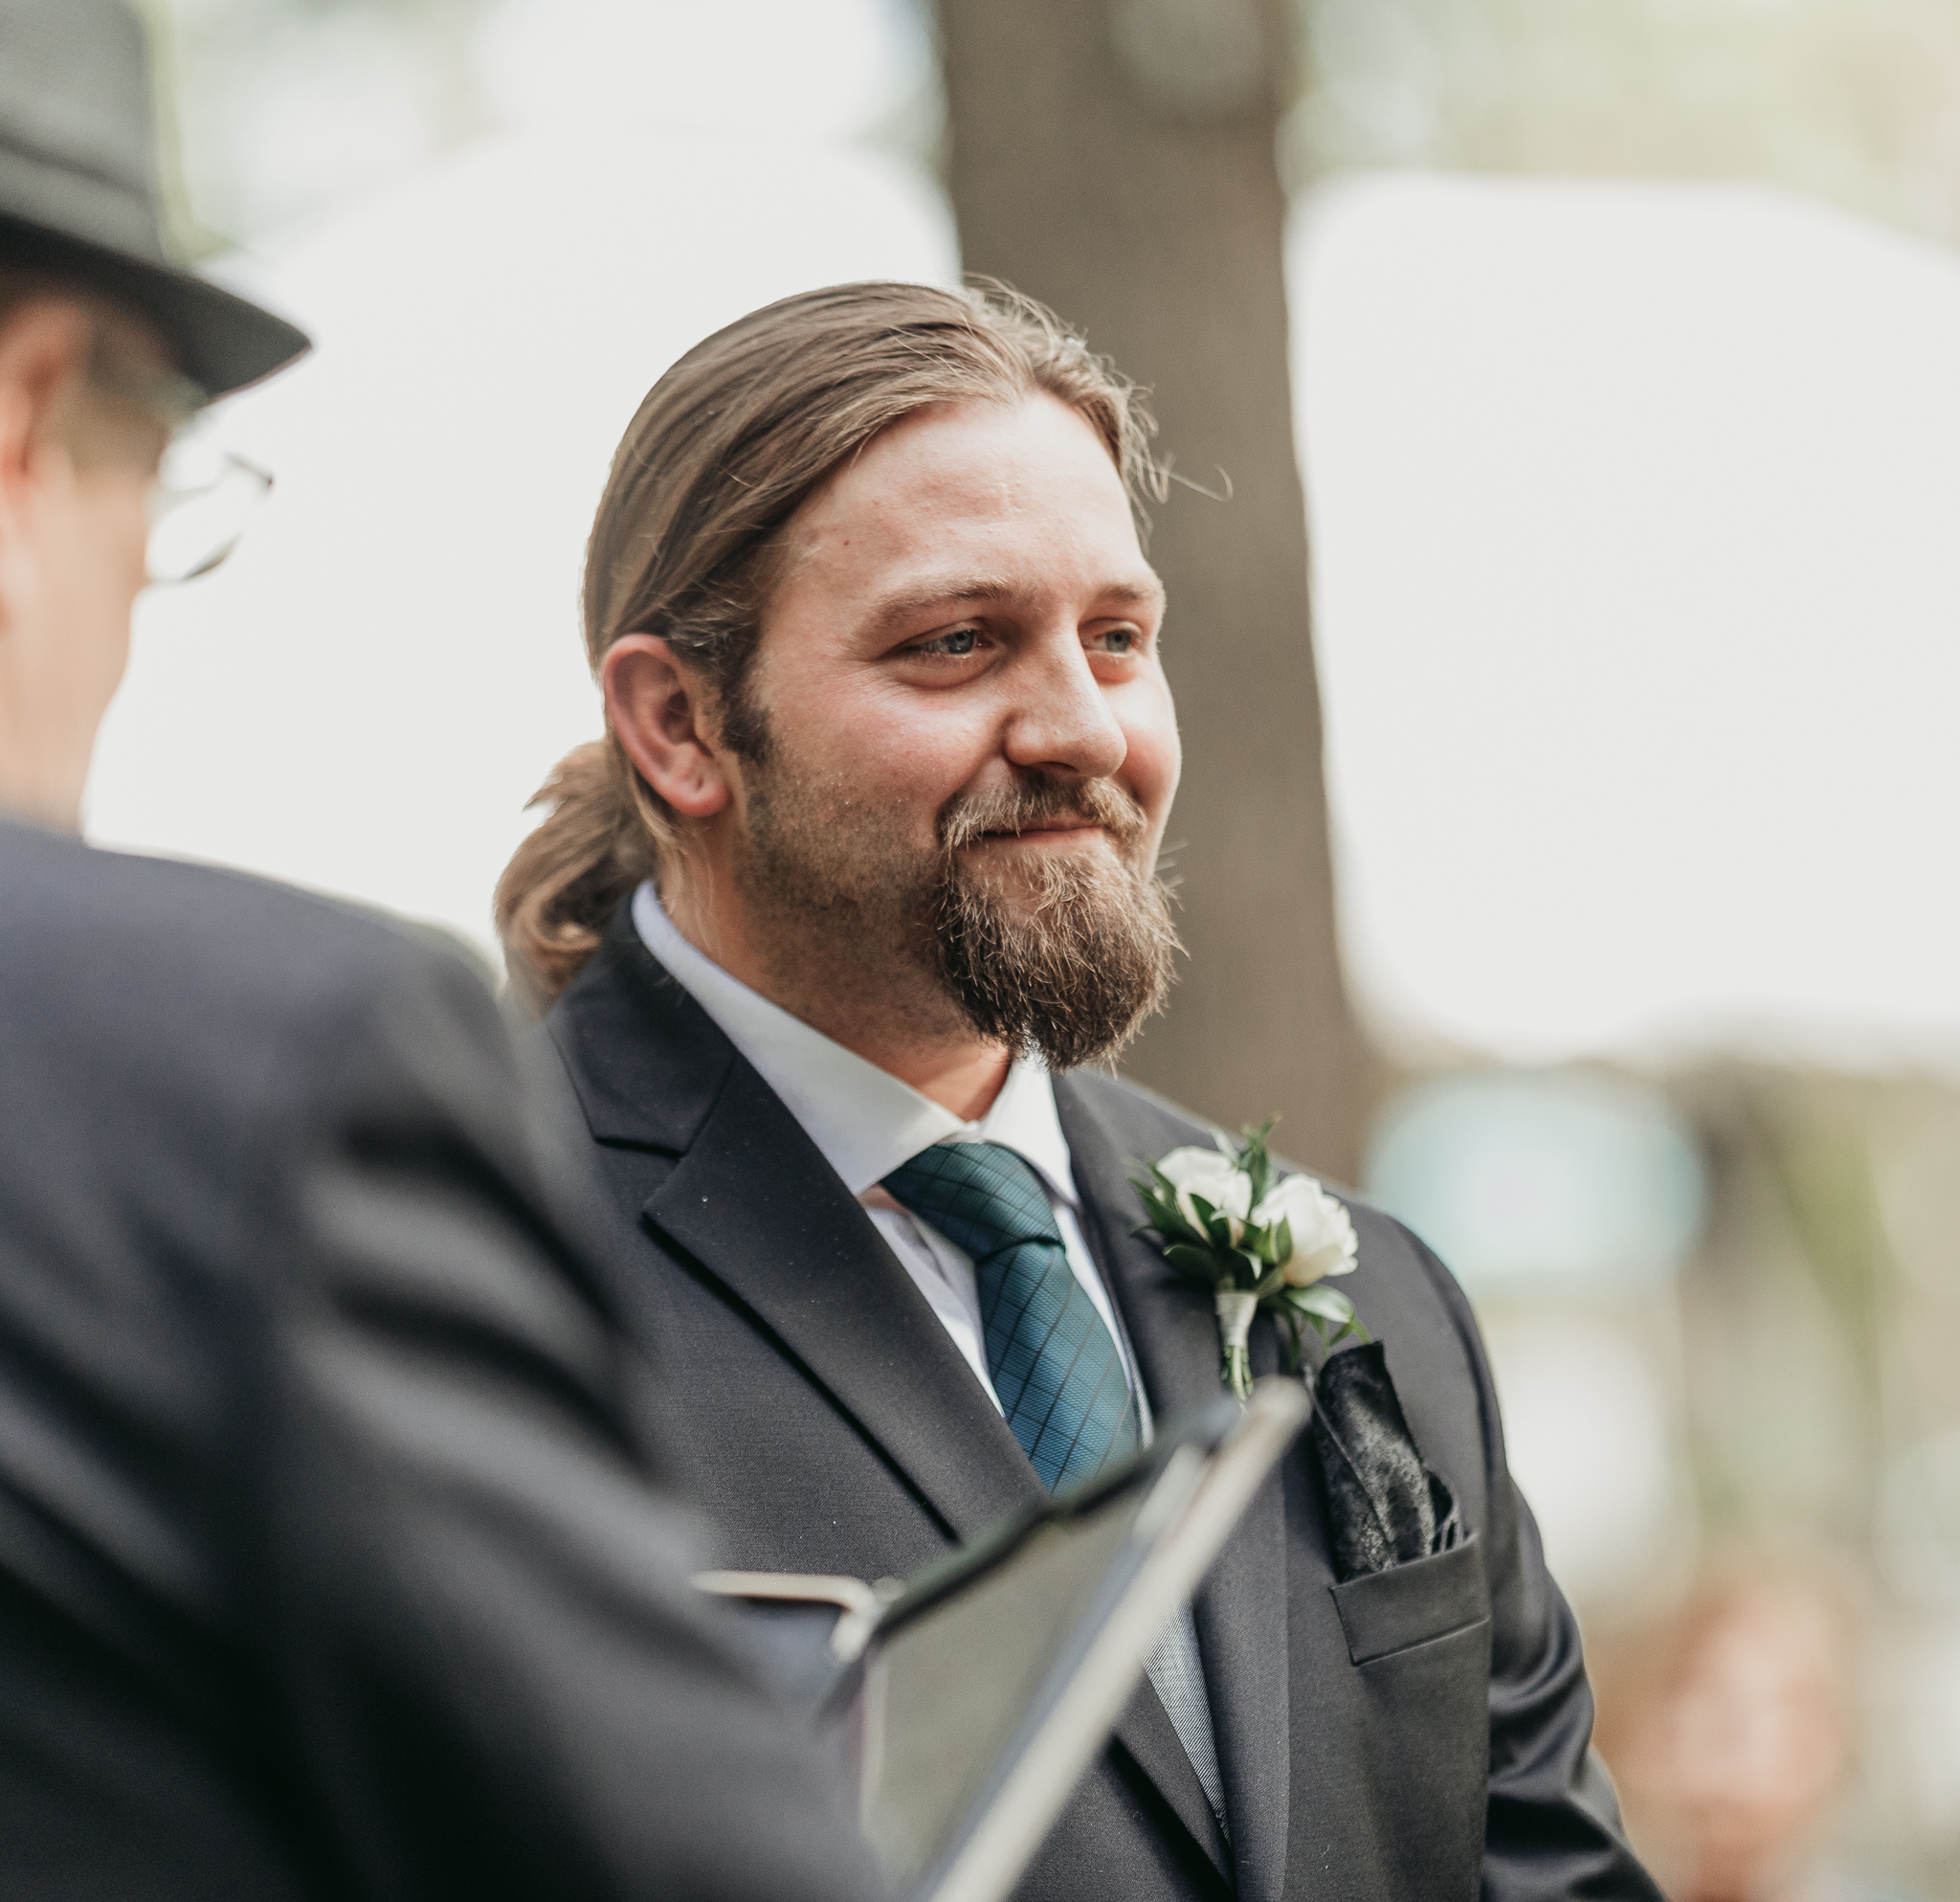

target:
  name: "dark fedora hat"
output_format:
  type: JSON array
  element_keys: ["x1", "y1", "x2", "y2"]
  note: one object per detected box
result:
[{"x1": 0, "y1": 0, "x2": 308, "y2": 397}]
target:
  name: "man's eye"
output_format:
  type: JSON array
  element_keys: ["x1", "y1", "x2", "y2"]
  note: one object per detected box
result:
[
  {"x1": 1096, "y1": 628, "x2": 1138, "y2": 655},
  {"x1": 918, "y1": 627, "x2": 979, "y2": 657}
]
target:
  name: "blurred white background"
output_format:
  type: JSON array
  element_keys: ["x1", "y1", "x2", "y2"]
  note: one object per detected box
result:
[{"x1": 1302, "y1": 173, "x2": 1960, "y2": 1070}]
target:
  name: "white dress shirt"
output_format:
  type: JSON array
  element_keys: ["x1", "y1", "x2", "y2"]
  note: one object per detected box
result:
[{"x1": 631, "y1": 881, "x2": 1228, "y2": 1830}]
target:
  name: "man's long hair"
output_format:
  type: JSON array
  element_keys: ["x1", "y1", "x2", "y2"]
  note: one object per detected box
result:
[{"x1": 493, "y1": 280, "x2": 1164, "y2": 1013}]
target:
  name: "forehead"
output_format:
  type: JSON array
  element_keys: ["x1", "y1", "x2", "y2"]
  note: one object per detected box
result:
[{"x1": 781, "y1": 392, "x2": 1148, "y2": 590}]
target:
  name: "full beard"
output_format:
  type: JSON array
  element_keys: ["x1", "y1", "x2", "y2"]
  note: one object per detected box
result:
[
  {"x1": 930, "y1": 776, "x2": 1181, "y2": 1069},
  {"x1": 734, "y1": 768, "x2": 1180, "y2": 1070}
]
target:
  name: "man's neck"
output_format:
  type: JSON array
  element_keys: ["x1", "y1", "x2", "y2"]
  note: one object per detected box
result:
[
  {"x1": 661, "y1": 875, "x2": 1014, "y2": 1123},
  {"x1": 876, "y1": 1039, "x2": 1014, "y2": 1124}
]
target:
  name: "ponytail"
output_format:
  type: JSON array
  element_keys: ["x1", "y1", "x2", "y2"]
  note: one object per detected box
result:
[{"x1": 494, "y1": 740, "x2": 659, "y2": 1015}]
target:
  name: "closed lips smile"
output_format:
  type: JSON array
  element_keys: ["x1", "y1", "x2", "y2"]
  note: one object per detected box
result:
[{"x1": 979, "y1": 821, "x2": 1102, "y2": 841}]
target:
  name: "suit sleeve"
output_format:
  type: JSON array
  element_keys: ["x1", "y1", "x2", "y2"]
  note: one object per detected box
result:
[
  {"x1": 236, "y1": 944, "x2": 882, "y2": 1902},
  {"x1": 1403, "y1": 1231, "x2": 1664, "y2": 1902}
]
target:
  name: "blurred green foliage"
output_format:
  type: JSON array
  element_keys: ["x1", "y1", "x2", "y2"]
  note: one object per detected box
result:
[
  {"x1": 136, "y1": 0, "x2": 501, "y2": 254},
  {"x1": 1288, "y1": 0, "x2": 1960, "y2": 249}
]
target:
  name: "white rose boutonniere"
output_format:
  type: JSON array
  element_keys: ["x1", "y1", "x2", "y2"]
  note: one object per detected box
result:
[{"x1": 1133, "y1": 1120, "x2": 1365, "y2": 1400}]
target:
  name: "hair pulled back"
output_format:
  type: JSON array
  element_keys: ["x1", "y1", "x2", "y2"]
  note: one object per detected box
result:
[{"x1": 494, "y1": 280, "x2": 1161, "y2": 1011}]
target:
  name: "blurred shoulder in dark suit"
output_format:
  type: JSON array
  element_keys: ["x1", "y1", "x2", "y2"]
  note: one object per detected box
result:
[
  {"x1": 0, "y1": 4, "x2": 879, "y2": 1895},
  {"x1": 0, "y1": 826, "x2": 876, "y2": 1900}
]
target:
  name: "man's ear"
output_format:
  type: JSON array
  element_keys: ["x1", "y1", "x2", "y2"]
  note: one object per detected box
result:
[
  {"x1": 0, "y1": 306, "x2": 90, "y2": 660},
  {"x1": 602, "y1": 635, "x2": 736, "y2": 819},
  {"x1": 0, "y1": 303, "x2": 88, "y2": 551}
]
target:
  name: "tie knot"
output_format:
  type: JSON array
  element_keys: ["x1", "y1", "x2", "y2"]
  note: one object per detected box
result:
[{"x1": 882, "y1": 1141, "x2": 1061, "y2": 1261}]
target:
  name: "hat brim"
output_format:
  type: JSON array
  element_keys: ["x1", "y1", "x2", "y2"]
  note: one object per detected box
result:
[{"x1": 0, "y1": 211, "x2": 309, "y2": 399}]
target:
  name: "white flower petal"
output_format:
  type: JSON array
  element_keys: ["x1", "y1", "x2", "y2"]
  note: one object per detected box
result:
[
  {"x1": 1154, "y1": 1145, "x2": 1252, "y2": 1240},
  {"x1": 1252, "y1": 1173, "x2": 1359, "y2": 1287}
]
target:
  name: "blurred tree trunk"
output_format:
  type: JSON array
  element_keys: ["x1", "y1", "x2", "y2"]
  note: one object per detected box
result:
[{"x1": 938, "y1": 0, "x2": 1377, "y2": 1178}]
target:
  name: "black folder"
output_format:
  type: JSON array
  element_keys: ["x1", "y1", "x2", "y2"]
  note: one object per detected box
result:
[{"x1": 699, "y1": 1377, "x2": 1311, "y2": 1902}]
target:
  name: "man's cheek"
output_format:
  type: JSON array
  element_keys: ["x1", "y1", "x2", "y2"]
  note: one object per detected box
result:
[
  {"x1": 868, "y1": 735, "x2": 969, "y2": 803},
  {"x1": 1124, "y1": 727, "x2": 1180, "y2": 814}
]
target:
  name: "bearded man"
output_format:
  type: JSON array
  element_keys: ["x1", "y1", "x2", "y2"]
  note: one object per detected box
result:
[{"x1": 500, "y1": 281, "x2": 1659, "y2": 1902}]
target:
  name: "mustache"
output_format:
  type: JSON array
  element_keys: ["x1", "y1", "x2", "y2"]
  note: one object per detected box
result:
[{"x1": 937, "y1": 774, "x2": 1148, "y2": 855}]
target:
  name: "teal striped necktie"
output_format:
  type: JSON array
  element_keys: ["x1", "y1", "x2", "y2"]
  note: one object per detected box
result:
[{"x1": 884, "y1": 1141, "x2": 1140, "y2": 1494}]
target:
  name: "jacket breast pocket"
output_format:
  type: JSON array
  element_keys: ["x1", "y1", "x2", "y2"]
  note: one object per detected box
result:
[
  {"x1": 1327, "y1": 1531, "x2": 1489, "y2": 1665},
  {"x1": 1324, "y1": 1533, "x2": 1491, "y2": 1899}
]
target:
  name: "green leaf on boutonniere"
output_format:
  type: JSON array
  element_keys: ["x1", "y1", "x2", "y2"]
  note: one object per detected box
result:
[
  {"x1": 1283, "y1": 1282, "x2": 1368, "y2": 1344},
  {"x1": 1239, "y1": 1116, "x2": 1278, "y2": 1208},
  {"x1": 1161, "y1": 1243, "x2": 1229, "y2": 1287}
]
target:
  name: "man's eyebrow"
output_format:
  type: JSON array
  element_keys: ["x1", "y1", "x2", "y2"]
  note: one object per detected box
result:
[
  {"x1": 864, "y1": 579, "x2": 1017, "y2": 632},
  {"x1": 862, "y1": 574, "x2": 1165, "y2": 636},
  {"x1": 1092, "y1": 578, "x2": 1166, "y2": 608}
]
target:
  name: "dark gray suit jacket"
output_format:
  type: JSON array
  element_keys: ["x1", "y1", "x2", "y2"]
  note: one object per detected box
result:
[
  {"x1": 546, "y1": 904, "x2": 1663, "y2": 1902},
  {"x1": 0, "y1": 820, "x2": 878, "y2": 1902}
]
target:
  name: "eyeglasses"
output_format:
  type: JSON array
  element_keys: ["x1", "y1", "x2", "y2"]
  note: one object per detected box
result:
[{"x1": 145, "y1": 433, "x2": 274, "y2": 586}]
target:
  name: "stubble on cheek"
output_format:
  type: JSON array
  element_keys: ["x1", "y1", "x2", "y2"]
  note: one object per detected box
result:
[{"x1": 733, "y1": 767, "x2": 945, "y2": 980}]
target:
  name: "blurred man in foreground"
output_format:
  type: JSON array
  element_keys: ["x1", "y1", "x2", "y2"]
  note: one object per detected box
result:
[{"x1": 0, "y1": 5, "x2": 879, "y2": 1896}]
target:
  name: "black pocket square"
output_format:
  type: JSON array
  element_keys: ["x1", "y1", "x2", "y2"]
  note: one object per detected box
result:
[{"x1": 1308, "y1": 1342, "x2": 1463, "y2": 1582}]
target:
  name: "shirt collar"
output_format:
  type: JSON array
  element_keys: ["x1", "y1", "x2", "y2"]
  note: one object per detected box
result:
[{"x1": 630, "y1": 882, "x2": 1080, "y2": 1206}]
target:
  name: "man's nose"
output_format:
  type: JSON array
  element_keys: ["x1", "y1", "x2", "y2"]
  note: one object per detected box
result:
[{"x1": 1001, "y1": 636, "x2": 1127, "y2": 780}]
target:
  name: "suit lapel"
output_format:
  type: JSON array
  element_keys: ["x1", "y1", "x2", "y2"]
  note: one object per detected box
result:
[
  {"x1": 1058, "y1": 1076, "x2": 1294, "y2": 1902},
  {"x1": 552, "y1": 916, "x2": 1040, "y2": 1544},
  {"x1": 555, "y1": 923, "x2": 1237, "y2": 1883},
  {"x1": 644, "y1": 1058, "x2": 1044, "y2": 1541}
]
